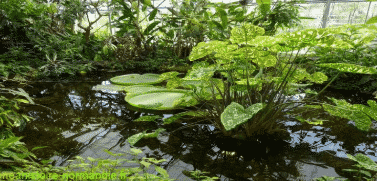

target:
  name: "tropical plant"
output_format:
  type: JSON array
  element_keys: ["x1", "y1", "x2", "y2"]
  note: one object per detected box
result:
[
  {"x1": 282, "y1": 23, "x2": 377, "y2": 93},
  {"x1": 38, "y1": 52, "x2": 71, "y2": 77},
  {"x1": 30, "y1": 29, "x2": 87, "y2": 64},
  {"x1": 341, "y1": 153, "x2": 377, "y2": 181},
  {"x1": 110, "y1": 0, "x2": 160, "y2": 54},
  {"x1": 115, "y1": 22, "x2": 377, "y2": 147},
  {"x1": 179, "y1": 23, "x2": 334, "y2": 139},
  {"x1": 316, "y1": 153, "x2": 377, "y2": 181},
  {"x1": 0, "y1": 80, "x2": 48, "y2": 167},
  {"x1": 69, "y1": 0, "x2": 111, "y2": 44},
  {"x1": 0, "y1": 47, "x2": 35, "y2": 77},
  {"x1": 6, "y1": 148, "x2": 187, "y2": 181},
  {"x1": 0, "y1": 83, "x2": 34, "y2": 131},
  {"x1": 312, "y1": 24, "x2": 377, "y2": 66},
  {"x1": 257, "y1": 0, "x2": 309, "y2": 35}
]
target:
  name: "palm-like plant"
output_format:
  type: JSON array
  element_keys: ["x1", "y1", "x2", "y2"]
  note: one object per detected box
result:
[{"x1": 38, "y1": 52, "x2": 68, "y2": 76}]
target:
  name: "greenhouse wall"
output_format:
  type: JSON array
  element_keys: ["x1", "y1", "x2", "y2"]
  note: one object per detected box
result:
[{"x1": 68, "y1": 0, "x2": 377, "y2": 36}]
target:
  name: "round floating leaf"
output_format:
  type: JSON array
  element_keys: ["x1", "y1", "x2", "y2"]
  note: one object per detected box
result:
[
  {"x1": 123, "y1": 85, "x2": 167, "y2": 94},
  {"x1": 110, "y1": 73, "x2": 163, "y2": 85},
  {"x1": 125, "y1": 89, "x2": 198, "y2": 110},
  {"x1": 92, "y1": 84, "x2": 128, "y2": 92}
]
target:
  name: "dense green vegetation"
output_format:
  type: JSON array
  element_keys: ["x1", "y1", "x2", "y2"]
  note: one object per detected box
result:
[{"x1": 1, "y1": 0, "x2": 377, "y2": 180}]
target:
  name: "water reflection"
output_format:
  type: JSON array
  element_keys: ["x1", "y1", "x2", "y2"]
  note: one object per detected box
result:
[{"x1": 7, "y1": 71, "x2": 377, "y2": 180}]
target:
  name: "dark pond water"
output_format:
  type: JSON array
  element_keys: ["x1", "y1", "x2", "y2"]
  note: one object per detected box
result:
[{"x1": 6, "y1": 70, "x2": 377, "y2": 180}]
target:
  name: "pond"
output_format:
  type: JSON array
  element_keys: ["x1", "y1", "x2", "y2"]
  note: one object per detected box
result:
[{"x1": 7, "y1": 70, "x2": 377, "y2": 180}]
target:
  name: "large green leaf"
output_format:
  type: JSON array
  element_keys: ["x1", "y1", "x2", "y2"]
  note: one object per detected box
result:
[
  {"x1": 158, "y1": 71, "x2": 181, "y2": 81},
  {"x1": 230, "y1": 23, "x2": 265, "y2": 45},
  {"x1": 247, "y1": 36, "x2": 285, "y2": 47},
  {"x1": 189, "y1": 41, "x2": 228, "y2": 61},
  {"x1": 144, "y1": 21, "x2": 160, "y2": 35},
  {"x1": 307, "y1": 72, "x2": 328, "y2": 84},
  {"x1": 275, "y1": 28, "x2": 336, "y2": 50},
  {"x1": 253, "y1": 54, "x2": 277, "y2": 68},
  {"x1": 316, "y1": 63, "x2": 377, "y2": 74},
  {"x1": 211, "y1": 20, "x2": 224, "y2": 31},
  {"x1": 149, "y1": 8, "x2": 158, "y2": 21},
  {"x1": 123, "y1": 85, "x2": 167, "y2": 94},
  {"x1": 323, "y1": 97, "x2": 376, "y2": 132},
  {"x1": 183, "y1": 62, "x2": 217, "y2": 80},
  {"x1": 217, "y1": 7, "x2": 228, "y2": 28},
  {"x1": 125, "y1": 89, "x2": 198, "y2": 110},
  {"x1": 179, "y1": 78, "x2": 226, "y2": 100},
  {"x1": 214, "y1": 44, "x2": 239, "y2": 62},
  {"x1": 366, "y1": 16, "x2": 377, "y2": 24},
  {"x1": 221, "y1": 102, "x2": 265, "y2": 131},
  {"x1": 92, "y1": 84, "x2": 128, "y2": 92},
  {"x1": 256, "y1": 0, "x2": 271, "y2": 16},
  {"x1": 346, "y1": 153, "x2": 377, "y2": 172},
  {"x1": 110, "y1": 73, "x2": 164, "y2": 85}
]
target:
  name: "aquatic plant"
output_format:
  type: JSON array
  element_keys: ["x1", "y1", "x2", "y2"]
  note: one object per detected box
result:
[{"x1": 123, "y1": 23, "x2": 377, "y2": 146}]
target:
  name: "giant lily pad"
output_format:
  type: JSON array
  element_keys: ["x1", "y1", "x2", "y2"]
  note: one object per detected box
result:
[
  {"x1": 125, "y1": 89, "x2": 198, "y2": 110},
  {"x1": 110, "y1": 73, "x2": 164, "y2": 85},
  {"x1": 123, "y1": 85, "x2": 167, "y2": 94},
  {"x1": 92, "y1": 83, "x2": 128, "y2": 92}
]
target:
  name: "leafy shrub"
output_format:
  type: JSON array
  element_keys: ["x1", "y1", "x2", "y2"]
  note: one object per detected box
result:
[
  {"x1": 0, "y1": 80, "x2": 44, "y2": 165},
  {"x1": 4, "y1": 147, "x2": 219, "y2": 181},
  {"x1": 0, "y1": 47, "x2": 35, "y2": 77}
]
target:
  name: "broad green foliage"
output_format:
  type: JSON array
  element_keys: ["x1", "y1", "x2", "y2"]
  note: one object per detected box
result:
[
  {"x1": 10, "y1": 148, "x2": 175, "y2": 181},
  {"x1": 253, "y1": 54, "x2": 277, "y2": 68},
  {"x1": 0, "y1": 88, "x2": 34, "y2": 129},
  {"x1": 221, "y1": 102, "x2": 265, "y2": 131},
  {"x1": 274, "y1": 63, "x2": 328, "y2": 84},
  {"x1": 134, "y1": 115, "x2": 162, "y2": 122},
  {"x1": 316, "y1": 63, "x2": 377, "y2": 75},
  {"x1": 214, "y1": 44, "x2": 239, "y2": 62},
  {"x1": 275, "y1": 28, "x2": 336, "y2": 50},
  {"x1": 341, "y1": 153, "x2": 377, "y2": 180},
  {"x1": 323, "y1": 98, "x2": 377, "y2": 132},
  {"x1": 346, "y1": 153, "x2": 377, "y2": 172},
  {"x1": 186, "y1": 23, "x2": 338, "y2": 133},
  {"x1": 183, "y1": 62, "x2": 218, "y2": 81},
  {"x1": 158, "y1": 71, "x2": 181, "y2": 81},
  {"x1": 166, "y1": 78, "x2": 185, "y2": 89},
  {"x1": 307, "y1": 72, "x2": 328, "y2": 84},
  {"x1": 246, "y1": 36, "x2": 285, "y2": 48},
  {"x1": 366, "y1": 16, "x2": 377, "y2": 24},
  {"x1": 189, "y1": 41, "x2": 229, "y2": 61},
  {"x1": 230, "y1": 24, "x2": 265, "y2": 44},
  {"x1": 0, "y1": 84, "x2": 46, "y2": 166},
  {"x1": 125, "y1": 89, "x2": 197, "y2": 110},
  {"x1": 256, "y1": 0, "x2": 271, "y2": 17},
  {"x1": 110, "y1": 73, "x2": 164, "y2": 85},
  {"x1": 235, "y1": 77, "x2": 262, "y2": 86},
  {"x1": 127, "y1": 128, "x2": 166, "y2": 146},
  {"x1": 326, "y1": 24, "x2": 377, "y2": 50}
]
